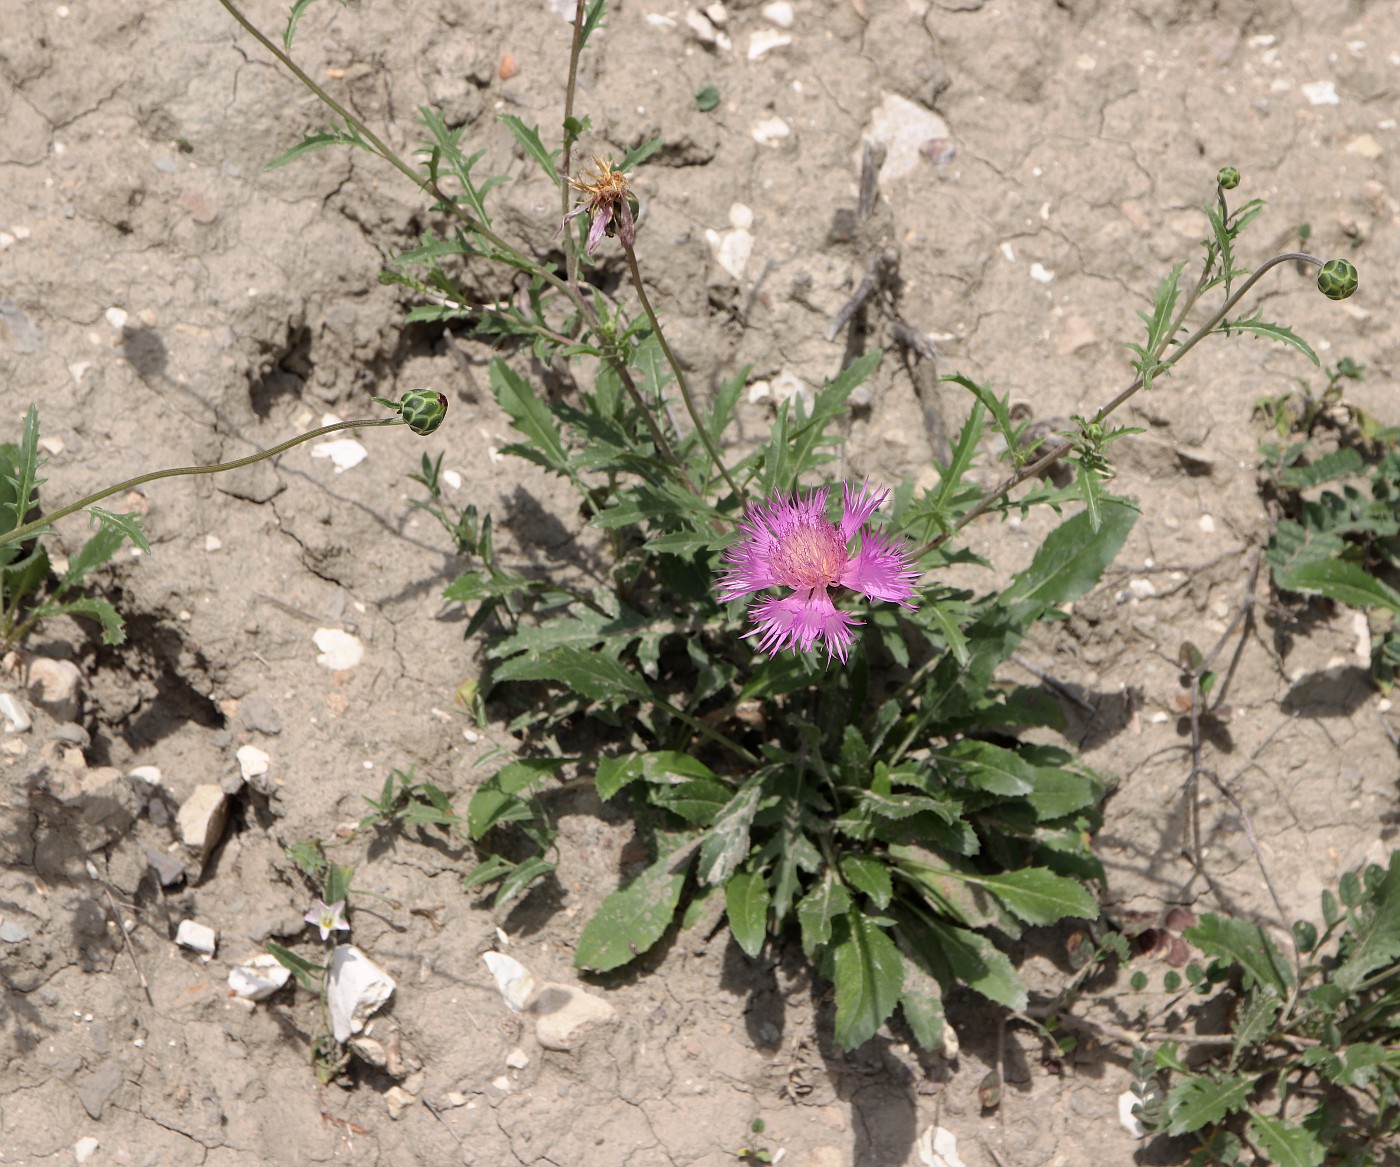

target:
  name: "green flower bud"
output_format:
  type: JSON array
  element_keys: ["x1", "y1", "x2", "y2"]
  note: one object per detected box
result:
[
  {"x1": 399, "y1": 389, "x2": 449, "y2": 435},
  {"x1": 1316, "y1": 258, "x2": 1359, "y2": 301},
  {"x1": 1215, "y1": 166, "x2": 1240, "y2": 190}
]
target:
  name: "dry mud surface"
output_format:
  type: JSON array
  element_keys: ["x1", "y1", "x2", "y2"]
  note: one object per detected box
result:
[{"x1": 1, "y1": 0, "x2": 1398, "y2": 1164}]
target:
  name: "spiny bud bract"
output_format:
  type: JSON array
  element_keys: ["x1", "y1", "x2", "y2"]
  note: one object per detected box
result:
[
  {"x1": 1215, "y1": 166, "x2": 1241, "y2": 191},
  {"x1": 1317, "y1": 258, "x2": 1358, "y2": 301}
]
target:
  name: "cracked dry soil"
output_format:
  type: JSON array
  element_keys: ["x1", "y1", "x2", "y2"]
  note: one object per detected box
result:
[{"x1": 2, "y1": 0, "x2": 1398, "y2": 1164}]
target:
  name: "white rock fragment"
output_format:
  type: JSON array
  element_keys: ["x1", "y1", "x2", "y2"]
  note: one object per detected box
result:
[
  {"x1": 531, "y1": 981, "x2": 618, "y2": 1051},
  {"x1": 748, "y1": 28, "x2": 791, "y2": 59},
  {"x1": 644, "y1": 13, "x2": 678, "y2": 28},
  {"x1": 1301, "y1": 80, "x2": 1339, "y2": 105},
  {"x1": 176, "y1": 919, "x2": 217, "y2": 956},
  {"x1": 483, "y1": 951, "x2": 536, "y2": 1012},
  {"x1": 1198, "y1": 514, "x2": 1215, "y2": 533},
  {"x1": 0, "y1": 693, "x2": 31, "y2": 733},
  {"x1": 771, "y1": 371, "x2": 814, "y2": 410},
  {"x1": 204, "y1": 534, "x2": 222, "y2": 552},
  {"x1": 1117, "y1": 1091, "x2": 1147, "y2": 1138},
  {"x1": 915, "y1": 1126, "x2": 967, "y2": 1167},
  {"x1": 1029, "y1": 262, "x2": 1055, "y2": 283},
  {"x1": 441, "y1": 468, "x2": 463, "y2": 490},
  {"x1": 703, "y1": 1, "x2": 727, "y2": 24},
  {"x1": 104, "y1": 307, "x2": 127, "y2": 329},
  {"x1": 328, "y1": 945, "x2": 397, "y2": 1043},
  {"x1": 747, "y1": 380, "x2": 772, "y2": 404},
  {"x1": 313, "y1": 628, "x2": 364, "y2": 671},
  {"x1": 74, "y1": 1136, "x2": 100, "y2": 1164},
  {"x1": 1354, "y1": 611, "x2": 1371, "y2": 664},
  {"x1": 862, "y1": 93, "x2": 951, "y2": 186},
  {"x1": 228, "y1": 954, "x2": 292, "y2": 1001},
  {"x1": 704, "y1": 225, "x2": 754, "y2": 280},
  {"x1": 505, "y1": 1047, "x2": 531, "y2": 1069},
  {"x1": 1128, "y1": 578, "x2": 1156, "y2": 599},
  {"x1": 750, "y1": 115, "x2": 791, "y2": 146},
  {"x1": 177, "y1": 784, "x2": 229, "y2": 862},
  {"x1": 311, "y1": 438, "x2": 368, "y2": 473},
  {"x1": 26, "y1": 657, "x2": 81, "y2": 723},
  {"x1": 384, "y1": 1085, "x2": 414, "y2": 1120},
  {"x1": 1346, "y1": 133, "x2": 1382, "y2": 159},
  {"x1": 236, "y1": 744, "x2": 270, "y2": 784},
  {"x1": 39, "y1": 435, "x2": 64, "y2": 455},
  {"x1": 728, "y1": 202, "x2": 754, "y2": 231},
  {"x1": 762, "y1": 0, "x2": 794, "y2": 27}
]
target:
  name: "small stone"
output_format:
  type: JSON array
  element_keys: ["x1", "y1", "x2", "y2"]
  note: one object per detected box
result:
[
  {"x1": 104, "y1": 307, "x2": 127, "y2": 329},
  {"x1": 771, "y1": 371, "x2": 813, "y2": 409},
  {"x1": 0, "y1": 692, "x2": 31, "y2": 732},
  {"x1": 177, "y1": 784, "x2": 229, "y2": 863},
  {"x1": 1345, "y1": 133, "x2": 1382, "y2": 159},
  {"x1": 228, "y1": 954, "x2": 292, "y2": 1001},
  {"x1": 728, "y1": 202, "x2": 754, "y2": 231},
  {"x1": 530, "y1": 981, "x2": 617, "y2": 1051},
  {"x1": 703, "y1": 2, "x2": 728, "y2": 24},
  {"x1": 748, "y1": 28, "x2": 791, "y2": 59},
  {"x1": 74, "y1": 1136, "x2": 100, "y2": 1164},
  {"x1": 862, "y1": 94, "x2": 951, "y2": 186},
  {"x1": 762, "y1": 1, "x2": 793, "y2": 26},
  {"x1": 328, "y1": 945, "x2": 397, "y2": 1043},
  {"x1": 505, "y1": 1047, "x2": 530, "y2": 1069},
  {"x1": 176, "y1": 919, "x2": 217, "y2": 956},
  {"x1": 1301, "y1": 80, "x2": 1339, "y2": 105},
  {"x1": 204, "y1": 533, "x2": 222, "y2": 552},
  {"x1": 314, "y1": 628, "x2": 364, "y2": 671},
  {"x1": 0, "y1": 919, "x2": 29, "y2": 942},
  {"x1": 483, "y1": 952, "x2": 536, "y2": 1012},
  {"x1": 26, "y1": 657, "x2": 81, "y2": 723},
  {"x1": 349, "y1": 1035, "x2": 389, "y2": 1067},
  {"x1": 385, "y1": 1085, "x2": 415, "y2": 1119},
  {"x1": 236, "y1": 744, "x2": 270, "y2": 785},
  {"x1": 750, "y1": 115, "x2": 791, "y2": 146},
  {"x1": 705, "y1": 226, "x2": 754, "y2": 280},
  {"x1": 145, "y1": 849, "x2": 185, "y2": 887},
  {"x1": 310, "y1": 438, "x2": 368, "y2": 473},
  {"x1": 76, "y1": 1061, "x2": 123, "y2": 1119},
  {"x1": 1118, "y1": 1091, "x2": 1146, "y2": 1138}
]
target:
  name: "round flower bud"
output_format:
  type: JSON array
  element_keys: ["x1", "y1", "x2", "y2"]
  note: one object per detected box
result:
[
  {"x1": 1316, "y1": 258, "x2": 1358, "y2": 301},
  {"x1": 1215, "y1": 166, "x2": 1240, "y2": 190},
  {"x1": 398, "y1": 389, "x2": 449, "y2": 435}
]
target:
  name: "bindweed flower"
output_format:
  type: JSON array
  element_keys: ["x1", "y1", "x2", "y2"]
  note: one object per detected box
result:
[
  {"x1": 304, "y1": 898, "x2": 350, "y2": 942},
  {"x1": 562, "y1": 156, "x2": 636, "y2": 256},
  {"x1": 717, "y1": 481, "x2": 918, "y2": 663}
]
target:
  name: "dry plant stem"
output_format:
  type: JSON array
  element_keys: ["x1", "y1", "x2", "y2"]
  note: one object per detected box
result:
[
  {"x1": 0, "y1": 418, "x2": 399, "y2": 550},
  {"x1": 622, "y1": 243, "x2": 741, "y2": 499},
  {"x1": 560, "y1": 0, "x2": 587, "y2": 291},
  {"x1": 102, "y1": 886, "x2": 153, "y2": 1007},
  {"x1": 928, "y1": 251, "x2": 1326, "y2": 551}
]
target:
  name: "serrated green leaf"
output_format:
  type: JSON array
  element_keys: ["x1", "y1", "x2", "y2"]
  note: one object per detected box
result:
[
  {"x1": 493, "y1": 645, "x2": 653, "y2": 704},
  {"x1": 266, "y1": 127, "x2": 365, "y2": 171},
  {"x1": 797, "y1": 871, "x2": 851, "y2": 957},
  {"x1": 34, "y1": 597, "x2": 125, "y2": 645},
  {"x1": 1278, "y1": 557, "x2": 1400, "y2": 615},
  {"x1": 841, "y1": 855, "x2": 893, "y2": 909},
  {"x1": 1333, "y1": 850, "x2": 1400, "y2": 993},
  {"x1": 1184, "y1": 914, "x2": 1293, "y2": 995},
  {"x1": 1218, "y1": 314, "x2": 1319, "y2": 366},
  {"x1": 574, "y1": 846, "x2": 692, "y2": 972},
  {"x1": 489, "y1": 359, "x2": 570, "y2": 472},
  {"x1": 831, "y1": 911, "x2": 904, "y2": 1049},
  {"x1": 1247, "y1": 1112, "x2": 1325, "y2": 1167},
  {"x1": 1275, "y1": 447, "x2": 1364, "y2": 491},
  {"x1": 1001, "y1": 498, "x2": 1137, "y2": 610},
  {"x1": 696, "y1": 773, "x2": 763, "y2": 885},
  {"x1": 282, "y1": 0, "x2": 323, "y2": 50},
  {"x1": 499, "y1": 114, "x2": 561, "y2": 186},
  {"x1": 462, "y1": 852, "x2": 516, "y2": 891},
  {"x1": 619, "y1": 136, "x2": 664, "y2": 173},
  {"x1": 1163, "y1": 1073, "x2": 1255, "y2": 1135},
  {"x1": 87, "y1": 506, "x2": 151, "y2": 554},
  {"x1": 578, "y1": 0, "x2": 606, "y2": 49},
  {"x1": 725, "y1": 869, "x2": 770, "y2": 957},
  {"x1": 53, "y1": 513, "x2": 131, "y2": 601},
  {"x1": 493, "y1": 855, "x2": 557, "y2": 909},
  {"x1": 971, "y1": 867, "x2": 1097, "y2": 926}
]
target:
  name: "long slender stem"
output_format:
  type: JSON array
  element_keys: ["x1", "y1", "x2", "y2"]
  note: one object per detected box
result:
[
  {"x1": 922, "y1": 252, "x2": 1325, "y2": 551},
  {"x1": 560, "y1": 0, "x2": 588, "y2": 292},
  {"x1": 0, "y1": 418, "x2": 400, "y2": 550},
  {"x1": 622, "y1": 243, "x2": 740, "y2": 499}
]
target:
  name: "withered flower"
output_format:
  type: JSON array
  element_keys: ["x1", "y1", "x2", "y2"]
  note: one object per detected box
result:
[{"x1": 562, "y1": 156, "x2": 635, "y2": 255}]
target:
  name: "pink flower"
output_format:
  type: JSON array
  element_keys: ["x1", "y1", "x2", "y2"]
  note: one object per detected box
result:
[
  {"x1": 304, "y1": 899, "x2": 349, "y2": 942},
  {"x1": 561, "y1": 156, "x2": 635, "y2": 256},
  {"x1": 717, "y1": 481, "x2": 918, "y2": 662}
]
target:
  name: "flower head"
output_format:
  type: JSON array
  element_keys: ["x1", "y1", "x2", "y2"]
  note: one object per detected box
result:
[
  {"x1": 717, "y1": 481, "x2": 918, "y2": 663},
  {"x1": 304, "y1": 898, "x2": 349, "y2": 942},
  {"x1": 561, "y1": 156, "x2": 635, "y2": 255}
]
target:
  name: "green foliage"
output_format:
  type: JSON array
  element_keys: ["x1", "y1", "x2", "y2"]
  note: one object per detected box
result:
[
  {"x1": 0, "y1": 406, "x2": 144, "y2": 649},
  {"x1": 1257, "y1": 360, "x2": 1400, "y2": 688},
  {"x1": 358, "y1": 766, "x2": 459, "y2": 834},
  {"x1": 1127, "y1": 854, "x2": 1400, "y2": 1163}
]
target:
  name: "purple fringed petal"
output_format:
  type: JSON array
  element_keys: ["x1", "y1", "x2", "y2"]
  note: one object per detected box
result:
[
  {"x1": 838, "y1": 479, "x2": 889, "y2": 541},
  {"x1": 747, "y1": 591, "x2": 862, "y2": 663},
  {"x1": 839, "y1": 528, "x2": 919, "y2": 606},
  {"x1": 585, "y1": 203, "x2": 612, "y2": 255}
]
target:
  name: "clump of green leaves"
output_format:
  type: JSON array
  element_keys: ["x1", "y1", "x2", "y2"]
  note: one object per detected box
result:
[
  {"x1": 0, "y1": 405, "x2": 148, "y2": 651},
  {"x1": 358, "y1": 765, "x2": 458, "y2": 835},
  {"x1": 1125, "y1": 853, "x2": 1400, "y2": 1165},
  {"x1": 1255, "y1": 359, "x2": 1400, "y2": 689}
]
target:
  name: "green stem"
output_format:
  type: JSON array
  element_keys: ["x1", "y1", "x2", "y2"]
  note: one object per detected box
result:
[
  {"x1": 0, "y1": 417, "x2": 400, "y2": 550},
  {"x1": 622, "y1": 243, "x2": 740, "y2": 500},
  {"x1": 560, "y1": 0, "x2": 588, "y2": 292},
  {"x1": 923, "y1": 251, "x2": 1326, "y2": 552}
]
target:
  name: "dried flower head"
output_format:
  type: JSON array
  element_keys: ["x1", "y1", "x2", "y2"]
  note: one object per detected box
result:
[
  {"x1": 717, "y1": 481, "x2": 918, "y2": 663},
  {"x1": 304, "y1": 898, "x2": 350, "y2": 942},
  {"x1": 562, "y1": 155, "x2": 635, "y2": 255}
]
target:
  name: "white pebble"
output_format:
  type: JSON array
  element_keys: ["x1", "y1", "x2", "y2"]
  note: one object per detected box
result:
[
  {"x1": 1118, "y1": 1091, "x2": 1147, "y2": 1139},
  {"x1": 1302, "y1": 80, "x2": 1339, "y2": 105},
  {"x1": 762, "y1": 1, "x2": 793, "y2": 27},
  {"x1": 74, "y1": 1137, "x2": 100, "y2": 1164},
  {"x1": 236, "y1": 744, "x2": 270, "y2": 782},
  {"x1": 310, "y1": 438, "x2": 368, "y2": 472},
  {"x1": 313, "y1": 628, "x2": 364, "y2": 671},
  {"x1": 1029, "y1": 262, "x2": 1055, "y2": 283},
  {"x1": 228, "y1": 954, "x2": 292, "y2": 1001},
  {"x1": 203, "y1": 534, "x2": 222, "y2": 552},
  {"x1": 176, "y1": 919, "x2": 217, "y2": 956},
  {"x1": 750, "y1": 115, "x2": 791, "y2": 146},
  {"x1": 0, "y1": 693, "x2": 32, "y2": 733},
  {"x1": 1197, "y1": 514, "x2": 1215, "y2": 532},
  {"x1": 747, "y1": 28, "x2": 791, "y2": 59},
  {"x1": 728, "y1": 202, "x2": 754, "y2": 231},
  {"x1": 441, "y1": 468, "x2": 462, "y2": 490},
  {"x1": 104, "y1": 307, "x2": 127, "y2": 329}
]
